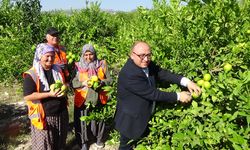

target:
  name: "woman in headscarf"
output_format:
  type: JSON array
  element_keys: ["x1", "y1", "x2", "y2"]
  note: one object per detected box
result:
[
  {"x1": 72, "y1": 44, "x2": 112, "y2": 150},
  {"x1": 23, "y1": 43, "x2": 69, "y2": 150},
  {"x1": 33, "y1": 27, "x2": 70, "y2": 83}
]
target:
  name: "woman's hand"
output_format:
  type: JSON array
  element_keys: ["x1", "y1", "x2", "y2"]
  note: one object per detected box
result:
[{"x1": 49, "y1": 88, "x2": 60, "y2": 97}]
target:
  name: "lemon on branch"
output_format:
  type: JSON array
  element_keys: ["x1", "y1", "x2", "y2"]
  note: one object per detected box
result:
[
  {"x1": 224, "y1": 63, "x2": 232, "y2": 72},
  {"x1": 68, "y1": 51, "x2": 72, "y2": 56},
  {"x1": 66, "y1": 51, "x2": 77, "y2": 64},
  {"x1": 203, "y1": 73, "x2": 211, "y2": 81},
  {"x1": 197, "y1": 79, "x2": 204, "y2": 87},
  {"x1": 68, "y1": 58, "x2": 73, "y2": 64},
  {"x1": 192, "y1": 92, "x2": 200, "y2": 99},
  {"x1": 203, "y1": 81, "x2": 211, "y2": 89}
]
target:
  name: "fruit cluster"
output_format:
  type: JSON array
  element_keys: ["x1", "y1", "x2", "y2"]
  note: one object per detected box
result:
[
  {"x1": 87, "y1": 76, "x2": 100, "y2": 90},
  {"x1": 66, "y1": 51, "x2": 77, "y2": 64},
  {"x1": 192, "y1": 63, "x2": 232, "y2": 99},
  {"x1": 50, "y1": 80, "x2": 68, "y2": 96}
]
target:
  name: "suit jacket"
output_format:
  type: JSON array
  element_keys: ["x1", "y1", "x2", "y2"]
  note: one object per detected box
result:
[{"x1": 114, "y1": 58, "x2": 183, "y2": 140}]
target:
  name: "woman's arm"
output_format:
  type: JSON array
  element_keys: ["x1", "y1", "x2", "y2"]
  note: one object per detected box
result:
[
  {"x1": 24, "y1": 91, "x2": 56, "y2": 101},
  {"x1": 23, "y1": 74, "x2": 62, "y2": 101}
]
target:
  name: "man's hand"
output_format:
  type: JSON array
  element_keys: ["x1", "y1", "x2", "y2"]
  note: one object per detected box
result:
[
  {"x1": 179, "y1": 91, "x2": 192, "y2": 103},
  {"x1": 187, "y1": 81, "x2": 202, "y2": 96}
]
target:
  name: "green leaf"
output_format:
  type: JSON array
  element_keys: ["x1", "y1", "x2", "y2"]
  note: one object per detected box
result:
[
  {"x1": 217, "y1": 83, "x2": 225, "y2": 89},
  {"x1": 232, "y1": 144, "x2": 243, "y2": 150},
  {"x1": 79, "y1": 116, "x2": 87, "y2": 121},
  {"x1": 192, "y1": 100, "x2": 198, "y2": 108},
  {"x1": 240, "y1": 65, "x2": 248, "y2": 69},
  {"x1": 229, "y1": 112, "x2": 238, "y2": 121},
  {"x1": 247, "y1": 116, "x2": 250, "y2": 126}
]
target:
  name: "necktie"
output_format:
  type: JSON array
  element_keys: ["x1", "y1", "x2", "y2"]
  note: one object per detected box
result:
[{"x1": 142, "y1": 68, "x2": 155, "y2": 114}]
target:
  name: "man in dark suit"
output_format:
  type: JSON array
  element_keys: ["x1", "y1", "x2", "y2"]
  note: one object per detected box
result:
[{"x1": 114, "y1": 41, "x2": 201, "y2": 150}]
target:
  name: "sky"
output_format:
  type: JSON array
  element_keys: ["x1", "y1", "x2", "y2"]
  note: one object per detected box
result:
[{"x1": 40, "y1": 0, "x2": 154, "y2": 12}]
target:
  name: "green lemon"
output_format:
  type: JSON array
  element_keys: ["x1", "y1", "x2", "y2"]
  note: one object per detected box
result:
[
  {"x1": 203, "y1": 81, "x2": 211, "y2": 89},
  {"x1": 197, "y1": 79, "x2": 204, "y2": 87},
  {"x1": 68, "y1": 58, "x2": 73, "y2": 64},
  {"x1": 55, "y1": 80, "x2": 61, "y2": 84},
  {"x1": 50, "y1": 84, "x2": 55, "y2": 92},
  {"x1": 66, "y1": 55, "x2": 70, "y2": 60},
  {"x1": 224, "y1": 63, "x2": 232, "y2": 72},
  {"x1": 71, "y1": 54, "x2": 76, "y2": 59},
  {"x1": 54, "y1": 80, "x2": 62, "y2": 89},
  {"x1": 68, "y1": 51, "x2": 72, "y2": 56},
  {"x1": 54, "y1": 83, "x2": 60, "y2": 89},
  {"x1": 192, "y1": 92, "x2": 199, "y2": 99},
  {"x1": 203, "y1": 73, "x2": 211, "y2": 81}
]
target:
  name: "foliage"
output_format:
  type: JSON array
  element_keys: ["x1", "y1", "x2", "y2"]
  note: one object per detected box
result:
[{"x1": 0, "y1": 0, "x2": 41, "y2": 84}]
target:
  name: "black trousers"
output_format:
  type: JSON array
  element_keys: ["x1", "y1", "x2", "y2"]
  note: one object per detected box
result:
[
  {"x1": 118, "y1": 127, "x2": 150, "y2": 150},
  {"x1": 74, "y1": 105, "x2": 105, "y2": 147},
  {"x1": 119, "y1": 134, "x2": 136, "y2": 150}
]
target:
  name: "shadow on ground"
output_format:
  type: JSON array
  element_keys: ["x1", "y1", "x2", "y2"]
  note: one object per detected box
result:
[
  {"x1": 65, "y1": 122, "x2": 117, "y2": 150},
  {"x1": 0, "y1": 102, "x2": 30, "y2": 150}
]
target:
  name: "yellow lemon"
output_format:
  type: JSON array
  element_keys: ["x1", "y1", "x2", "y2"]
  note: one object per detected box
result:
[
  {"x1": 50, "y1": 84, "x2": 55, "y2": 92},
  {"x1": 61, "y1": 85, "x2": 67, "y2": 92},
  {"x1": 87, "y1": 80, "x2": 94, "y2": 87},
  {"x1": 91, "y1": 76, "x2": 98, "y2": 82}
]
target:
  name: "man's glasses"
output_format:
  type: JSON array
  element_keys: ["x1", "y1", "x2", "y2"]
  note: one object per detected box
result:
[{"x1": 133, "y1": 52, "x2": 151, "y2": 60}]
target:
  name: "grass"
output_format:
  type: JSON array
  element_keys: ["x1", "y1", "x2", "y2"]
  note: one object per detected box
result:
[{"x1": 0, "y1": 82, "x2": 23, "y2": 104}]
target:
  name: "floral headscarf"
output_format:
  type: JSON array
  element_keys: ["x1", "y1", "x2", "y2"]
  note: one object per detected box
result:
[{"x1": 33, "y1": 43, "x2": 63, "y2": 91}]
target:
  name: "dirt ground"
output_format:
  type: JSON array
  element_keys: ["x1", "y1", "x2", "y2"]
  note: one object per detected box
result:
[{"x1": 0, "y1": 84, "x2": 119, "y2": 150}]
